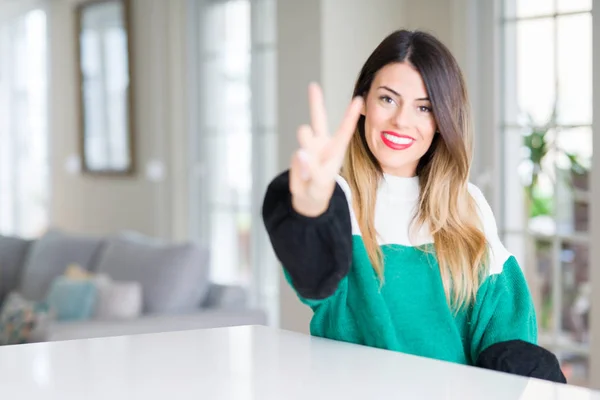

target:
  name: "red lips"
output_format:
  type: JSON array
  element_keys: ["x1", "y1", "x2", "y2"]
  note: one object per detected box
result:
[{"x1": 381, "y1": 131, "x2": 415, "y2": 150}]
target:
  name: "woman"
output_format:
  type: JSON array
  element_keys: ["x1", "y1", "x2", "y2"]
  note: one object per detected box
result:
[{"x1": 262, "y1": 29, "x2": 565, "y2": 382}]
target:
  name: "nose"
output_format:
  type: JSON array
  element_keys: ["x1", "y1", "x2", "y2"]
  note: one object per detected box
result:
[{"x1": 393, "y1": 101, "x2": 413, "y2": 128}]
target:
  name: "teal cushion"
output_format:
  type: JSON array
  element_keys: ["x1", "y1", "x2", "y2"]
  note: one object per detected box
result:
[{"x1": 46, "y1": 277, "x2": 98, "y2": 321}]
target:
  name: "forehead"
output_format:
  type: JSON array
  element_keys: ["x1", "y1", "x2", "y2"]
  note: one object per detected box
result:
[{"x1": 372, "y1": 62, "x2": 429, "y2": 98}]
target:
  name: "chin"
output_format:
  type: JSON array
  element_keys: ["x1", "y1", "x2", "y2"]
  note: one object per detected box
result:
[
  {"x1": 375, "y1": 150, "x2": 411, "y2": 165},
  {"x1": 374, "y1": 151, "x2": 420, "y2": 175},
  {"x1": 369, "y1": 140, "x2": 422, "y2": 173}
]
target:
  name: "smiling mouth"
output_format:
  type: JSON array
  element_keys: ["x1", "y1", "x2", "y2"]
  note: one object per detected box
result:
[{"x1": 381, "y1": 131, "x2": 415, "y2": 150}]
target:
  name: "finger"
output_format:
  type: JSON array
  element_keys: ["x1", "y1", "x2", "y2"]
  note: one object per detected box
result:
[
  {"x1": 308, "y1": 82, "x2": 329, "y2": 138},
  {"x1": 296, "y1": 124, "x2": 315, "y2": 150},
  {"x1": 296, "y1": 149, "x2": 312, "y2": 181},
  {"x1": 330, "y1": 96, "x2": 364, "y2": 157},
  {"x1": 290, "y1": 146, "x2": 314, "y2": 186},
  {"x1": 289, "y1": 151, "x2": 308, "y2": 196}
]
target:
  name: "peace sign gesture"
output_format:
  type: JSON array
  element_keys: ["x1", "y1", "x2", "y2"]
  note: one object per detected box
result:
[{"x1": 290, "y1": 83, "x2": 364, "y2": 217}]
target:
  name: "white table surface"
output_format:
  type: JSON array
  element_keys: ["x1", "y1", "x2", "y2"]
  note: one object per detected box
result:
[{"x1": 1, "y1": 325, "x2": 598, "y2": 399}]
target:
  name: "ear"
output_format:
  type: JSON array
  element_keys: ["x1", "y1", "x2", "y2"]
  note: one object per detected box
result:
[{"x1": 361, "y1": 100, "x2": 366, "y2": 116}]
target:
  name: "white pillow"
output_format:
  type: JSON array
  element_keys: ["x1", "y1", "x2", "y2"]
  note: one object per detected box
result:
[{"x1": 94, "y1": 275, "x2": 143, "y2": 320}]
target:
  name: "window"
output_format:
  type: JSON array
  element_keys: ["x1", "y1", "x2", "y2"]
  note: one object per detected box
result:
[
  {"x1": 0, "y1": 7, "x2": 49, "y2": 238},
  {"x1": 189, "y1": 0, "x2": 277, "y2": 313},
  {"x1": 500, "y1": 0, "x2": 592, "y2": 387}
]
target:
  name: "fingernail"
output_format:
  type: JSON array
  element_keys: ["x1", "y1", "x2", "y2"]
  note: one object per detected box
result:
[
  {"x1": 301, "y1": 168, "x2": 309, "y2": 181},
  {"x1": 297, "y1": 149, "x2": 310, "y2": 163},
  {"x1": 297, "y1": 150, "x2": 310, "y2": 180}
]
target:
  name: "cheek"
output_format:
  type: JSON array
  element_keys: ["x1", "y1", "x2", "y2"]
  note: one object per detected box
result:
[
  {"x1": 418, "y1": 118, "x2": 437, "y2": 145},
  {"x1": 364, "y1": 104, "x2": 385, "y2": 148},
  {"x1": 364, "y1": 104, "x2": 389, "y2": 135}
]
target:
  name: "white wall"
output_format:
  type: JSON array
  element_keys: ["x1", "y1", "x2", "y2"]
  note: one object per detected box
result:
[
  {"x1": 48, "y1": 0, "x2": 189, "y2": 240},
  {"x1": 320, "y1": 0, "x2": 408, "y2": 126}
]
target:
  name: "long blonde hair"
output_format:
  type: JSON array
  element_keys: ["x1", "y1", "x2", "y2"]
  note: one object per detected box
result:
[{"x1": 342, "y1": 30, "x2": 489, "y2": 312}]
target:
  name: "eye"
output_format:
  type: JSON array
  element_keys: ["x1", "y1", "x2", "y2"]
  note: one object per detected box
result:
[
  {"x1": 379, "y1": 95, "x2": 395, "y2": 105},
  {"x1": 418, "y1": 105, "x2": 432, "y2": 113}
]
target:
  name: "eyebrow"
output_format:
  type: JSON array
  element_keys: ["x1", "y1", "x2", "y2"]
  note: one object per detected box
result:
[{"x1": 378, "y1": 85, "x2": 430, "y2": 101}]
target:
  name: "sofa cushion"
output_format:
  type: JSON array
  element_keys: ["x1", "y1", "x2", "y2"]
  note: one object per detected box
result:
[
  {"x1": 64, "y1": 263, "x2": 143, "y2": 320},
  {"x1": 202, "y1": 284, "x2": 247, "y2": 309},
  {"x1": 19, "y1": 230, "x2": 105, "y2": 301},
  {"x1": 0, "y1": 291, "x2": 54, "y2": 345},
  {"x1": 94, "y1": 277, "x2": 143, "y2": 320},
  {"x1": 95, "y1": 234, "x2": 210, "y2": 314},
  {"x1": 0, "y1": 235, "x2": 32, "y2": 303},
  {"x1": 46, "y1": 276, "x2": 99, "y2": 321}
]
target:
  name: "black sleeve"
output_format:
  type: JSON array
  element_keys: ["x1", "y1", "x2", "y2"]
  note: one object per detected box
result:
[
  {"x1": 476, "y1": 340, "x2": 567, "y2": 384},
  {"x1": 261, "y1": 170, "x2": 353, "y2": 300}
]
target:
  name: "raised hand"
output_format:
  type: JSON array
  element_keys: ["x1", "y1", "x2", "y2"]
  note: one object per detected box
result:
[{"x1": 290, "y1": 83, "x2": 364, "y2": 217}]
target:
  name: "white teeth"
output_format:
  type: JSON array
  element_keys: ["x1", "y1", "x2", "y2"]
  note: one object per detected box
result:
[{"x1": 383, "y1": 133, "x2": 413, "y2": 145}]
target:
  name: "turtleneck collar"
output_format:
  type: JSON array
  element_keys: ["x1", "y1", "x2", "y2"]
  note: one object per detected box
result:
[{"x1": 380, "y1": 173, "x2": 420, "y2": 201}]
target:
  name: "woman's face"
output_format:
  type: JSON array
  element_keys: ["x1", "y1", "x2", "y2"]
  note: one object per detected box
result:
[{"x1": 363, "y1": 62, "x2": 437, "y2": 177}]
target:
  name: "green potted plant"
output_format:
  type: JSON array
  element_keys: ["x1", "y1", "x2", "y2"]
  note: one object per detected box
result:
[
  {"x1": 521, "y1": 108, "x2": 588, "y2": 219},
  {"x1": 520, "y1": 107, "x2": 590, "y2": 333}
]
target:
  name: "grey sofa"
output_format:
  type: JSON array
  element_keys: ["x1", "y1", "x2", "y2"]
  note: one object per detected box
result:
[{"x1": 0, "y1": 229, "x2": 267, "y2": 343}]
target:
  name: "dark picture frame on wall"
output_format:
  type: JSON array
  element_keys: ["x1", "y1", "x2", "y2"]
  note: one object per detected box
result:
[{"x1": 75, "y1": 0, "x2": 135, "y2": 176}]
